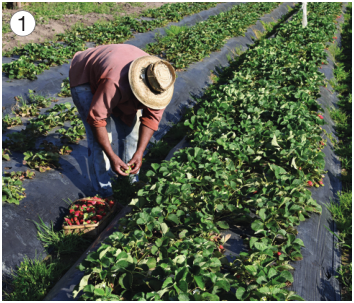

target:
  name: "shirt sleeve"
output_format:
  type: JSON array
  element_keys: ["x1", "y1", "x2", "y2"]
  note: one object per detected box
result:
[
  {"x1": 140, "y1": 107, "x2": 165, "y2": 131},
  {"x1": 87, "y1": 78, "x2": 121, "y2": 128}
]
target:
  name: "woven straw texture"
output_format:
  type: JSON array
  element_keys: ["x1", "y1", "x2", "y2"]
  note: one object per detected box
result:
[{"x1": 129, "y1": 56, "x2": 175, "y2": 110}]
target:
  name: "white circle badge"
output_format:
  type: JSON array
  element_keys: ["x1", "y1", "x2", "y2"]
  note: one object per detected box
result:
[{"x1": 10, "y1": 11, "x2": 36, "y2": 36}]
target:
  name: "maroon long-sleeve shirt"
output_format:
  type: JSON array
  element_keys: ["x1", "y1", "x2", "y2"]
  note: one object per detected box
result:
[{"x1": 69, "y1": 44, "x2": 164, "y2": 131}]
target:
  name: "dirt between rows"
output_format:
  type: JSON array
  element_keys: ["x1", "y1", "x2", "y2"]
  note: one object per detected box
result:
[{"x1": 2, "y1": 2, "x2": 170, "y2": 52}]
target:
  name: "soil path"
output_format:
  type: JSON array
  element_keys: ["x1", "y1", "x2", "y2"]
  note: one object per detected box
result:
[{"x1": 2, "y1": 2, "x2": 169, "y2": 52}]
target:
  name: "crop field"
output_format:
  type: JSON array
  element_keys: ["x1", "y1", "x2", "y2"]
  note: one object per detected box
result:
[{"x1": 2, "y1": 2, "x2": 351, "y2": 301}]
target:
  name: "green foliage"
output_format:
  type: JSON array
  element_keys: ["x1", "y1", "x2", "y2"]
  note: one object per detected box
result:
[
  {"x1": 58, "y1": 77, "x2": 71, "y2": 97},
  {"x1": 30, "y1": 215, "x2": 91, "y2": 257},
  {"x1": 74, "y1": 3, "x2": 343, "y2": 301},
  {"x1": 2, "y1": 114, "x2": 22, "y2": 130},
  {"x1": 147, "y1": 139, "x2": 171, "y2": 159},
  {"x1": 2, "y1": 177, "x2": 26, "y2": 204},
  {"x1": 2, "y1": 254, "x2": 70, "y2": 301},
  {"x1": 23, "y1": 151, "x2": 60, "y2": 172},
  {"x1": 165, "y1": 25, "x2": 189, "y2": 36},
  {"x1": 142, "y1": 2, "x2": 217, "y2": 21},
  {"x1": 13, "y1": 95, "x2": 39, "y2": 117},
  {"x1": 2, "y1": 3, "x2": 218, "y2": 80},
  {"x1": 145, "y1": 2, "x2": 280, "y2": 69},
  {"x1": 28, "y1": 89, "x2": 57, "y2": 108},
  {"x1": 4, "y1": 170, "x2": 36, "y2": 181},
  {"x1": 2, "y1": 148, "x2": 11, "y2": 161}
]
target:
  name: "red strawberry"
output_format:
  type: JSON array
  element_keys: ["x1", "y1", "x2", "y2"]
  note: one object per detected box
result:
[
  {"x1": 318, "y1": 114, "x2": 324, "y2": 119},
  {"x1": 322, "y1": 62, "x2": 324, "y2": 64},
  {"x1": 86, "y1": 220, "x2": 91, "y2": 224},
  {"x1": 102, "y1": 213, "x2": 106, "y2": 216},
  {"x1": 253, "y1": 191, "x2": 257, "y2": 194},
  {"x1": 80, "y1": 219, "x2": 83, "y2": 224},
  {"x1": 82, "y1": 204, "x2": 87, "y2": 208},
  {"x1": 236, "y1": 275, "x2": 241, "y2": 279},
  {"x1": 93, "y1": 220, "x2": 97, "y2": 224},
  {"x1": 319, "y1": 180, "x2": 324, "y2": 186},
  {"x1": 91, "y1": 200, "x2": 96, "y2": 205},
  {"x1": 219, "y1": 245, "x2": 224, "y2": 249},
  {"x1": 321, "y1": 141, "x2": 325, "y2": 146},
  {"x1": 96, "y1": 215, "x2": 103, "y2": 220},
  {"x1": 69, "y1": 209, "x2": 74, "y2": 214},
  {"x1": 74, "y1": 211, "x2": 80, "y2": 217},
  {"x1": 307, "y1": 181, "x2": 313, "y2": 187},
  {"x1": 76, "y1": 221, "x2": 80, "y2": 225},
  {"x1": 299, "y1": 167, "x2": 301, "y2": 170},
  {"x1": 277, "y1": 252, "x2": 282, "y2": 256}
]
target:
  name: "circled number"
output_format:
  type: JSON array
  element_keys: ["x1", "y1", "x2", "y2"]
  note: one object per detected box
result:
[{"x1": 10, "y1": 11, "x2": 36, "y2": 36}]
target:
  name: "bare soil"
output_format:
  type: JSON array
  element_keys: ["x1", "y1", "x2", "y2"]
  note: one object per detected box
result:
[{"x1": 2, "y1": 2, "x2": 168, "y2": 52}]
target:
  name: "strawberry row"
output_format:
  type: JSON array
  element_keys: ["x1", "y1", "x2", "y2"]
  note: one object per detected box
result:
[
  {"x1": 145, "y1": 2, "x2": 279, "y2": 69},
  {"x1": 2, "y1": 3, "x2": 218, "y2": 80},
  {"x1": 72, "y1": 3, "x2": 342, "y2": 301}
]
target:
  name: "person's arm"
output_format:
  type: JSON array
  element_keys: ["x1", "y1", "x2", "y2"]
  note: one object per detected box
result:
[
  {"x1": 90, "y1": 126, "x2": 129, "y2": 176},
  {"x1": 128, "y1": 124, "x2": 154, "y2": 174}
]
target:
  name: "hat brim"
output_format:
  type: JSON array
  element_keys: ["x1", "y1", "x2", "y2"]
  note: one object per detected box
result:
[{"x1": 128, "y1": 55, "x2": 174, "y2": 110}]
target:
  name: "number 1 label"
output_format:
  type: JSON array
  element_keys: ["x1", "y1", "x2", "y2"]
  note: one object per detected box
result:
[{"x1": 10, "y1": 11, "x2": 36, "y2": 36}]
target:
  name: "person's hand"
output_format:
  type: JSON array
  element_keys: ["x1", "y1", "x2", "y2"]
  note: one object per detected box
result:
[
  {"x1": 127, "y1": 151, "x2": 143, "y2": 174},
  {"x1": 109, "y1": 154, "x2": 129, "y2": 176}
]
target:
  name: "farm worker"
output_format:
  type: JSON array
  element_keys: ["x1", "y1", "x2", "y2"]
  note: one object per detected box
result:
[{"x1": 69, "y1": 44, "x2": 176, "y2": 199}]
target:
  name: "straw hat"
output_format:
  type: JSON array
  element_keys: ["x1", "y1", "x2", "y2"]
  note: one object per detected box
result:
[{"x1": 128, "y1": 55, "x2": 176, "y2": 110}]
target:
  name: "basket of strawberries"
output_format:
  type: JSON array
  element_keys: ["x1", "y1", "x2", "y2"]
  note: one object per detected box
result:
[{"x1": 62, "y1": 196, "x2": 121, "y2": 238}]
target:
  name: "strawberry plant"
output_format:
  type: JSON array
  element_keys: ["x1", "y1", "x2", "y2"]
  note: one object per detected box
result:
[
  {"x1": 58, "y1": 77, "x2": 71, "y2": 97},
  {"x1": 2, "y1": 114, "x2": 22, "y2": 129},
  {"x1": 23, "y1": 151, "x2": 60, "y2": 172},
  {"x1": 28, "y1": 89, "x2": 57, "y2": 108},
  {"x1": 2, "y1": 148, "x2": 11, "y2": 161},
  {"x1": 4, "y1": 169, "x2": 36, "y2": 181},
  {"x1": 13, "y1": 95, "x2": 39, "y2": 117},
  {"x1": 39, "y1": 141, "x2": 73, "y2": 155},
  {"x1": 2, "y1": 176, "x2": 26, "y2": 204},
  {"x1": 73, "y1": 2, "x2": 343, "y2": 300}
]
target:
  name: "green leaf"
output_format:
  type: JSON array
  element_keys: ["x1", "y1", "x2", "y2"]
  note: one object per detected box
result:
[
  {"x1": 147, "y1": 257, "x2": 156, "y2": 269},
  {"x1": 215, "y1": 279, "x2": 230, "y2": 292},
  {"x1": 236, "y1": 287, "x2": 248, "y2": 300},
  {"x1": 280, "y1": 270, "x2": 294, "y2": 283},
  {"x1": 217, "y1": 221, "x2": 229, "y2": 229},
  {"x1": 201, "y1": 292, "x2": 219, "y2": 301},
  {"x1": 119, "y1": 273, "x2": 133, "y2": 289},
  {"x1": 259, "y1": 208, "x2": 267, "y2": 221},
  {"x1": 194, "y1": 275, "x2": 205, "y2": 290},
  {"x1": 160, "y1": 222, "x2": 169, "y2": 235},
  {"x1": 162, "y1": 276, "x2": 174, "y2": 289},
  {"x1": 73, "y1": 273, "x2": 91, "y2": 298},
  {"x1": 293, "y1": 238, "x2": 305, "y2": 247},
  {"x1": 167, "y1": 214, "x2": 180, "y2": 225},
  {"x1": 94, "y1": 288, "x2": 105, "y2": 296},
  {"x1": 178, "y1": 293, "x2": 190, "y2": 301},
  {"x1": 245, "y1": 265, "x2": 257, "y2": 275}
]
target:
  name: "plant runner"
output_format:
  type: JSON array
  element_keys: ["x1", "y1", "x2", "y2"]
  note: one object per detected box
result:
[{"x1": 69, "y1": 44, "x2": 176, "y2": 199}]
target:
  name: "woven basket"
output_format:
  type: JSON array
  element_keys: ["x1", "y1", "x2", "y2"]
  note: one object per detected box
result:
[{"x1": 62, "y1": 197, "x2": 121, "y2": 239}]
